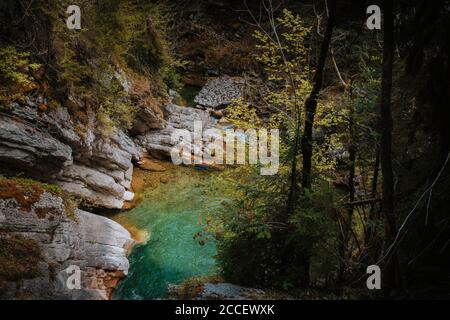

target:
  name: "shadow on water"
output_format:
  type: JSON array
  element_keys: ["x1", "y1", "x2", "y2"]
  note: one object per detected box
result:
[{"x1": 179, "y1": 85, "x2": 202, "y2": 108}]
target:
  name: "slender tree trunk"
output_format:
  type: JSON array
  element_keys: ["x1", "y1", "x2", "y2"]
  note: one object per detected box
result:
[
  {"x1": 291, "y1": 0, "x2": 336, "y2": 287},
  {"x1": 301, "y1": 0, "x2": 337, "y2": 189},
  {"x1": 285, "y1": 119, "x2": 301, "y2": 216},
  {"x1": 339, "y1": 91, "x2": 356, "y2": 282},
  {"x1": 370, "y1": 146, "x2": 380, "y2": 214},
  {"x1": 347, "y1": 104, "x2": 356, "y2": 232},
  {"x1": 379, "y1": 0, "x2": 401, "y2": 295},
  {"x1": 366, "y1": 145, "x2": 380, "y2": 258}
]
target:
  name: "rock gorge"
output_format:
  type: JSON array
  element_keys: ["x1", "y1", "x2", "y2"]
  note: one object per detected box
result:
[
  {"x1": 0, "y1": 0, "x2": 257, "y2": 298},
  {"x1": 0, "y1": 68, "x2": 239, "y2": 299}
]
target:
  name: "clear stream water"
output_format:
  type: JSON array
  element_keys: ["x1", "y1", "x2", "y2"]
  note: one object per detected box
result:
[{"x1": 113, "y1": 168, "x2": 222, "y2": 299}]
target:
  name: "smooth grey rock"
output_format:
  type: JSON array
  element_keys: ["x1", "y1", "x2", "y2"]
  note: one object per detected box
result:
[
  {"x1": 55, "y1": 180, "x2": 125, "y2": 209},
  {"x1": 58, "y1": 164, "x2": 126, "y2": 198},
  {"x1": 91, "y1": 138, "x2": 133, "y2": 171},
  {"x1": 109, "y1": 128, "x2": 141, "y2": 162},
  {"x1": 123, "y1": 191, "x2": 134, "y2": 201}
]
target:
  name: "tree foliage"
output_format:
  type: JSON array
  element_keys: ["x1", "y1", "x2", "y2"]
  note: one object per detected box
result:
[{"x1": 0, "y1": 0, "x2": 180, "y2": 134}]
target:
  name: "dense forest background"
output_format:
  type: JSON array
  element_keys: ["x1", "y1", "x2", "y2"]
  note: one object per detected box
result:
[{"x1": 0, "y1": 0, "x2": 449, "y2": 299}]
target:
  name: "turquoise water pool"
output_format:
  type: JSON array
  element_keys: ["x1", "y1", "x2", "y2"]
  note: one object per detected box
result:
[{"x1": 113, "y1": 169, "x2": 221, "y2": 299}]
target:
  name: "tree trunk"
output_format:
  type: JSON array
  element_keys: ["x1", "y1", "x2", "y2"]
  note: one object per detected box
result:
[
  {"x1": 366, "y1": 145, "x2": 381, "y2": 259},
  {"x1": 285, "y1": 116, "x2": 302, "y2": 216},
  {"x1": 301, "y1": 0, "x2": 337, "y2": 189},
  {"x1": 379, "y1": 0, "x2": 401, "y2": 295},
  {"x1": 339, "y1": 90, "x2": 356, "y2": 282}
]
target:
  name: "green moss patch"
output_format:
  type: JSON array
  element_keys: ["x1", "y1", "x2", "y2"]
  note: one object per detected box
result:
[{"x1": 0, "y1": 175, "x2": 78, "y2": 221}]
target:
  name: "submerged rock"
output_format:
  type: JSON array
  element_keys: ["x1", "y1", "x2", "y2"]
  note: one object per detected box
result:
[
  {"x1": 199, "y1": 283, "x2": 266, "y2": 300},
  {"x1": 168, "y1": 282, "x2": 267, "y2": 300},
  {"x1": 0, "y1": 184, "x2": 133, "y2": 300},
  {"x1": 137, "y1": 157, "x2": 167, "y2": 172}
]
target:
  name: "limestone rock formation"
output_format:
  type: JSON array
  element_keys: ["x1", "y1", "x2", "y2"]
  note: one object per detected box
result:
[
  {"x1": 0, "y1": 184, "x2": 133, "y2": 300},
  {"x1": 0, "y1": 98, "x2": 141, "y2": 209}
]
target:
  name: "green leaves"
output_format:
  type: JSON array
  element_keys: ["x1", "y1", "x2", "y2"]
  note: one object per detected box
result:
[
  {"x1": 0, "y1": 47, "x2": 41, "y2": 105},
  {"x1": 254, "y1": 9, "x2": 311, "y2": 89}
]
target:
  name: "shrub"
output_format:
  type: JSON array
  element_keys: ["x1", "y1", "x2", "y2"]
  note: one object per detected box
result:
[{"x1": 0, "y1": 46, "x2": 40, "y2": 106}]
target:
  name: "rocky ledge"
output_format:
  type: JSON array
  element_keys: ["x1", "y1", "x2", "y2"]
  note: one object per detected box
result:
[{"x1": 0, "y1": 179, "x2": 133, "y2": 299}]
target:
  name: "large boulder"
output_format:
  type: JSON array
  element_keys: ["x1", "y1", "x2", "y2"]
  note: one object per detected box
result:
[
  {"x1": 198, "y1": 283, "x2": 266, "y2": 300},
  {"x1": 0, "y1": 181, "x2": 133, "y2": 300},
  {"x1": 194, "y1": 76, "x2": 243, "y2": 109}
]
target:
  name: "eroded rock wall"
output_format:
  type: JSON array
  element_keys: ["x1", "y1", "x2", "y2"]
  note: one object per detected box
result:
[{"x1": 0, "y1": 186, "x2": 133, "y2": 300}]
